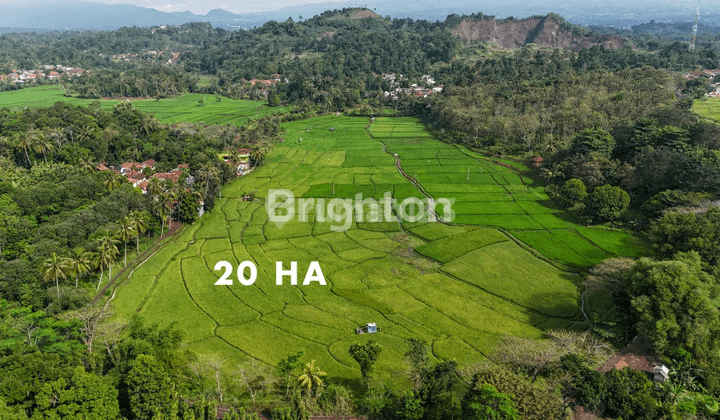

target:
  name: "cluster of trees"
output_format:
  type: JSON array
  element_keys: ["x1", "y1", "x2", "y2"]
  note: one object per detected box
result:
[
  {"x1": 0, "y1": 22, "x2": 223, "y2": 73},
  {"x1": 0, "y1": 101, "x2": 265, "y2": 313},
  {"x1": 429, "y1": 66, "x2": 681, "y2": 155},
  {"x1": 65, "y1": 67, "x2": 201, "y2": 99},
  {"x1": 546, "y1": 105, "x2": 720, "y2": 223},
  {"x1": 585, "y1": 251, "x2": 720, "y2": 412}
]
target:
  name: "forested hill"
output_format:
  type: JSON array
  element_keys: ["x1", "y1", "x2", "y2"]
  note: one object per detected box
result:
[{"x1": 451, "y1": 15, "x2": 623, "y2": 51}]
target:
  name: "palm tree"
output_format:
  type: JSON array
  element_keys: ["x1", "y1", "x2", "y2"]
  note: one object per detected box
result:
[
  {"x1": 155, "y1": 192, "x2": 173, "y2": 236},
  {"x1": 41, "y1": 253, "x2": 70, "y2": 299},
  {"x1": 103, "y1": 172, "x2": 123, "y2": 191},
  {"x1": 67, "y1": 247, "x2": 92, "y2": 288},
  {"x1": 197, "y1": 162, "x2": 220, "y2": 202},
  {"x1": 77, "y1": 124, "x2": 95, "y2": 143},
  {"x1": 249, "y1": 147, "x2": 265, "y2": 169},
  {"x1": 13, "y1": 133, "x2": 32, "y2": 167},
  {"x1": 147, "y1": 177, "x2": 163, "y2": 198},
  {"x1": 31, "y1": 131, "x2": 54, "y2": 164},
  {"x1": 48, "y1": 128, "x2": 65, "y2": 148},
  {"x1": 79, "y1": 158, "x2": 97, "y2": 174},
  {"x1": 115, "y1": 216, "x2": 136, "y2": 267},
  {"x1": 128, "y1": 210, "x2": 148, "y2": 254},
  {"x1": 139, "y1": 116, "x2": 159, "y2": 136},
  {"x1": 94, "y1": 234, "x2": 119, "y2": 292},
  {"x1": 297, "y1": 360, "x2": 326, "y2": 395},
  {"x1": 62, "y1": 126, "x2": 75, "y2": 143}
]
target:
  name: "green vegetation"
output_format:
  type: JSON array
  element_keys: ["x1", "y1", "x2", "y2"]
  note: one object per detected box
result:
[
  {"x1": 692, "y1": 97, "x2": 720, "y2": 122},
  {"x1": 108, "y1": 115, "x2": 645, "y2": 388},
  {"x1": 0, "y1": 85, "x2": 290, "y2": 126},
  {"x1": 2, "y1": 6, "x2": 720, "y2": 418}
]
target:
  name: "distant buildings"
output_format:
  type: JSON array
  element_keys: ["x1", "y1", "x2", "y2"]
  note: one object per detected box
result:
[
  {"x1": 99, "y1": 160, "x2": 192, "y2": 194},
  {"x1": 2, "y1": 65, "x2": 87, "y2": 84},
  {"x1": 380, "y1": 73, "x2": 443, "y2": 100}
]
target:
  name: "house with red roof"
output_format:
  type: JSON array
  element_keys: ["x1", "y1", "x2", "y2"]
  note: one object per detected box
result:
[
  {"x1": 120, "y1": 162, "x2": 143, "y2": 174},
  {"x1": 125, "y1": 169, "x2": 146, "y2": 181}
]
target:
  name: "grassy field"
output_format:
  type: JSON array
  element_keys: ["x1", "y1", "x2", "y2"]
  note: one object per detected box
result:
[
  {"x1": 692, "y1": 97, "x2": 720, "y2": 122},
  {"x1": 0, "y1": 85, "x2": 290, "y2": 126},
  {"x1": 110, "y1": 115, "x2": 647, "y2": 382}
]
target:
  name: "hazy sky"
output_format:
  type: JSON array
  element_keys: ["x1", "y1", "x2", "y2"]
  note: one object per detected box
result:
[
  {"x1": 2, "y1": 0, "x2": 716, "y2": 16},
  {"x1": 1, "y1": 0, "x2": 349, "y2": 14}
]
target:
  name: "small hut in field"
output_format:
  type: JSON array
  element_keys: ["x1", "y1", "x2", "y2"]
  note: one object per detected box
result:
[{"x1": 531, "y1": 156, "x2": 544, "y2": 167}]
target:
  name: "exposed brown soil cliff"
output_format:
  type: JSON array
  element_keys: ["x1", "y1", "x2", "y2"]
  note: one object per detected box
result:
[{"x1": 451, "y1": 17, "x2": 623, "y2": 51}]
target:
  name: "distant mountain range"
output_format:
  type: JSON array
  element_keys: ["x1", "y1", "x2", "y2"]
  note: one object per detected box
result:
[{"x1": 1, "y1": 0, "x2": 719, "y2": 31}]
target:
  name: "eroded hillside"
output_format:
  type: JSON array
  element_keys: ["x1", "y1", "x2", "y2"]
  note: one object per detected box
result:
[{"x1": 451, "y1": 17, "x2": 623, "y2": 50}]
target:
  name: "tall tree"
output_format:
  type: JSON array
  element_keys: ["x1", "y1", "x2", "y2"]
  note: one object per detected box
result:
[
  {"x1": 176, "y1": 190, "x2": 199, "y2": 224},
  {"x1": 147, "y1": 177, "x2": 163, "y2": 198},
  {"x1": 31, "y1": 131, "x2": 53, "y2": 164},
  {"x1": 116, "y1": 216, "x2": 136, "y2": 267},
  {"x1": 126, "y1": 354, "x2": 178, "y2": 420},
  {"x1": 41, "y1": 252, "x2": 70, "y2": 299},
  {"x1": 197, "y1": 162, "x2": 220, "y2": 202},
  {"x1": 129, "y1": 210, "x2": 149, "y2": 254},
  {"x1": 154, "y1": 193, "x2": 173, "y2": 236},
  {"x1": 94, "y1": 234, "x2": 119, "y2": 292},
  {"x1": 277, "y1": 350, "x2": 304, "y2": 395},
  {"x1": 12, "y1": 133, "x2": 32, "y2": 167},
  {"x1": 67, "y1": 247, "x2": 92, "y2": 288}
]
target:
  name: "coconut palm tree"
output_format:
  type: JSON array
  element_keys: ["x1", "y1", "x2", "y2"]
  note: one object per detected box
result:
[
  {"x1": 94, "y1": 234, "x2": 119, "y2": 292},
  {"x1": 48, "y1": 128, "x2": 65, "y2": 148},
  {"x1": 103, "y1": 172, "x2": 123, "y2": 191},
  {"x1": 67, "y1": 247, "x2": 92, "y2": 288},
  {"x1": 197, "y1": 162, "x2": 221, "y2": 202},
  {"x1": 77, "y1": 124, "x2": 95, "y2": 143},
  {"x1": 297, "y1": 360, "x2": 326, "y2": 395},
  {"x1": 13, "y1": 133, "x2": 32, "y2": 167},
  {"x1": 115, "y1": 216, "x2": 136, "y2": 267},
  {"x1": 249, "y1": 147, "x2": 265, "y2": 169},
  {"x1": 41, "y1": 253, "x2": 70, "y2": 299},
  {"x1": 155, "y1": 192, "x2": 173, "y2": 236},
  {"x1": 62, "y1": 126, "x2": 75, "y2": 144},
  {"x1": 147, "y1": 176, "x2": 163, "y2": 198},
  {"x1": 128, "y1": 210, "x2": 149, "y2": 254},
  {"x1": 31, "y1": 131, "x2": 54, "y2": 164},
  {"x1": 139, "y1": 116, "x2": 159, "y2": 136},
  {"x1": 79, "y1": 158, "x2": 97, "y2": 174}
]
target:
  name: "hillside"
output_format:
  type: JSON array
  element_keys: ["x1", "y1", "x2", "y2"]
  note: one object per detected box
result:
[{"x1": 451, "y1": 16, "x2": 624, "y2": 50}]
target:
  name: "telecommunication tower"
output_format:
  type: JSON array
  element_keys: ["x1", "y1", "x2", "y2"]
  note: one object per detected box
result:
[{"x1": 689, "y1": 0, "x2": 701, "y2": 51}]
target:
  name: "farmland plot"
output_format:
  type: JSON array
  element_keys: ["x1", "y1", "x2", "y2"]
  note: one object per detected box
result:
[{"x1": 111, "y1": 115, "x2": 646, "y2": 380}]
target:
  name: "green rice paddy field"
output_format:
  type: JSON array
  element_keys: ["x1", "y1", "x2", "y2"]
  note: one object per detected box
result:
[
  {"x1": 108, "y1": 115, "x2": 647, "y2": 381},
  {"x1": 693, "y1": 97, "x2": 720, "y2": 122},
  {"x1": 0, "y1": 85, "x2": 289, "y2": 126}
]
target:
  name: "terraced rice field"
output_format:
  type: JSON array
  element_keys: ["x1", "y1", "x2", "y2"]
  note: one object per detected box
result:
[
  {"x1": 370, "y1": 117, "x2": 646, "y2": 268},
  {"x1": 111, "y1": 115, "x2": 646, "y2": 381},
  {"x1": 0, "y1": 85, "x2": 288, "y2": 126}
]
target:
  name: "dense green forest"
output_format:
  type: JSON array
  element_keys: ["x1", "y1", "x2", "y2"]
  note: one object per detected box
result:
[{"x1": 1, "y1": 7, "x2": 720, "y2": 419}]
